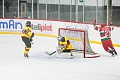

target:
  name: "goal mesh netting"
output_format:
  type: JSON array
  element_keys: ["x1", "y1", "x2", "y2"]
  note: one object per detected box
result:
[{"x1": 58, "y1": 28, "x2": 100, "y2": 58}]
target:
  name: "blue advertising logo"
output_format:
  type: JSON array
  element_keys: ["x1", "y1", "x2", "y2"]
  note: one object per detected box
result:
[{"x1": 0, "y1": 19, "x2": 23, "y2": 29}]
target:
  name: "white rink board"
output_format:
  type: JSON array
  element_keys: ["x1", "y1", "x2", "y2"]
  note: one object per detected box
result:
[{"x1": 0, "y1": 19, "x2": 120, "y2": 45}]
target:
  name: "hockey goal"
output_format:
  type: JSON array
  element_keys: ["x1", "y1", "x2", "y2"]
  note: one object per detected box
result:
[{"x1": 58, "y1": 28, "x2": 100, "y2": 58}]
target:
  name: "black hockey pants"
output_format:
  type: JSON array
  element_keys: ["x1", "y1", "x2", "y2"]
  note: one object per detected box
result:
[{"x1": 22, "y1": 37, "x2": 31, "y2": 48}]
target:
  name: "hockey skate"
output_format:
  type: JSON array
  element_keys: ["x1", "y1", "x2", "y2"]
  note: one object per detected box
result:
[
  {"x1": 114, "y1": 52, "x2": 117, "y2": 56},
  {"x1": 112, "y1": 51, "x2": 118, "y2": 57},
  {"x1": 24, "y1": 53, "x2": 29, "y2": 57},
  {"x1": 112, "y1": 53, "x2": 114, "y2": 57},
  {"x1": 70, "y1": 53, "x2": 73, "y2": 59}
]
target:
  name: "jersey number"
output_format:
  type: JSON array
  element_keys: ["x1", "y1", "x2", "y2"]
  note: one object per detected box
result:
[
  {"x1": 22, "y1": 30, "x2": 28, "y2": 34},
  {"x1": 104, "y1": 29, "x2": 110, "y2": 37}
]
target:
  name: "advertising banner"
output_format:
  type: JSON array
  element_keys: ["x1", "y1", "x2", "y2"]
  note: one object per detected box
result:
[
  {"x1": 0, "y1": 19, "x2": 23, "y2": 32},
  {"x1": 0, "y1": 19, "x2": 120, "y2": 46}
]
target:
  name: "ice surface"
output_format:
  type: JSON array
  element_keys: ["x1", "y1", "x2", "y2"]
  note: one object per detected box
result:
[{"x1": 0, "y1": 34, "x2": 120, "y2": 80}]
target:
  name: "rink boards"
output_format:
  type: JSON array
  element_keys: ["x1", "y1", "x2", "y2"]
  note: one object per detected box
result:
[{"x1": 0, "y1": 19, "x2": 120, "y2": 47}]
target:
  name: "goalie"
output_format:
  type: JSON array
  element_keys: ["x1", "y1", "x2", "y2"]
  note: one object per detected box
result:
[
  {"x1": 56, "y1": 35, "x2": 73, "y2": 59},
  {"x1": 45, "y1": 35, "x2": 73, "y2": 59}
]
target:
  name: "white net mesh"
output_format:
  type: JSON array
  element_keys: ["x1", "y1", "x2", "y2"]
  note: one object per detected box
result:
[{"x1": 58, "y1": 28, "x2": 99, "y2": 58}]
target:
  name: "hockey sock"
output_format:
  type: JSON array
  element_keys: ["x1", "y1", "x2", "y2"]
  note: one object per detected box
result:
[{"x1": 24, "y1": 47, "x2": 30, "y2": 54}]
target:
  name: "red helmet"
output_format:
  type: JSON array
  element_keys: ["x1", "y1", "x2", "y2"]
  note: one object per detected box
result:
[{"x1": 101, "y1": 23, "x2": 106, "y2": 27}]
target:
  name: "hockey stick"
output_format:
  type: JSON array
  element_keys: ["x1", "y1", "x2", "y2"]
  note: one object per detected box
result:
[{"x1": 45, "y1": 51, "x2": 56, "y2": 56}]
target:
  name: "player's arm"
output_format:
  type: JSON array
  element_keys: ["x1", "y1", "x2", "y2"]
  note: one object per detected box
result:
[
  {"x1": 60, "y1": 43, "x2": 67, "y2": 49},
  {"x1": 26, "y1": 27, "x2": 32, "y2": 36},
  {"x1": 60, "y1": 40, "x2": 71, "y2": 50},
  {"x1": 57, "y1": 36, "x2": 70, "y2": 49},
  {"x1": 93, "y1": 20, "x2": 99, "y2": 31},
  {"x1": 93, "y1": 20, "x2": 96, "y2": 27},
  {"x1": 27, "y1": 29, "x2": 32, "y2": 37},
  {"x1": 109, "y1": 22, "x2": 114, "y2": 30},
  {"x1": 22, "y1": 27, "x2": 28, "y2": 34}
]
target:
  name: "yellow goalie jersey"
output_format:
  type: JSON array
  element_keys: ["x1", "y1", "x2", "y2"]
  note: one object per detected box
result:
[
  {"x1": 21, "y1": 26, "x2": 32, "y2": 39},
  {"x1": 60, "y1": 37, "x2": 73, "y2": 50}
]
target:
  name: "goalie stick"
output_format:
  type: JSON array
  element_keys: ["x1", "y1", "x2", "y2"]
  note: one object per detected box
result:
[{"x1": 45, "y1": 51, "x2": 56, "y2": 56}]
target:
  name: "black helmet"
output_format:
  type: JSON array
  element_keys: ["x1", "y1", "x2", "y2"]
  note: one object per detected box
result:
[{"x1": 26, "y1": 21, "x2": 31, "y2": 27}]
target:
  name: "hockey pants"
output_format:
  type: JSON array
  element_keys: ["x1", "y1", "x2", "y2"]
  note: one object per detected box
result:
[{"x1": 22, "y1": 37, "x2": 31, "y2": 54}]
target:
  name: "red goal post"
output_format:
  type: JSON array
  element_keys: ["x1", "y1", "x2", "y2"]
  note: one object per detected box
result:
[{"x1": 58, "y1": 28, "x2": 100, "y2": 58}]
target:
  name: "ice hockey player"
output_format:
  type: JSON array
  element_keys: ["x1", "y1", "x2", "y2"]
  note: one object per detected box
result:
[
  {"x1": 56, "y1": 35, "x2": 74, "y2": 59},
  {"x1": 93, "y1": 21, "x2": 117, "y2": 57},
  {"x1": 21, "y1": 21, "x2": 34, "y2": 57}
]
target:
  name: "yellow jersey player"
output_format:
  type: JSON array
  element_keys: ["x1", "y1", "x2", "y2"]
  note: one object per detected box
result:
[
  {"x1": 56, "y1": 35, "x2": 73, "y2": 59},
  {"x1": 21, "y1": 21, "x2": 34, "y2": 57}
]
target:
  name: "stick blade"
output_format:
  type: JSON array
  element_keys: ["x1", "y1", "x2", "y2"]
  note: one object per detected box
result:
[
  {"x1": 45, "y1": 51, "x2": 51, "y2": 56},
  {"x1": 45, "y1": 51, "x2": 56, "y2": 56}
]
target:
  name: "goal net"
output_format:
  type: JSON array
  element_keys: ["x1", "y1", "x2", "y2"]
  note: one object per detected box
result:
[{"x1": 58, "y1": 28, "x2": 100, "y2": 58}]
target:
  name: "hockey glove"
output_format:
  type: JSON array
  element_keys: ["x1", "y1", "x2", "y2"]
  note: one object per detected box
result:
[
  {"x1": 109, "y1": 22, "x2": 113, "y2": 26},
  {"x1": 30, "y1": 32, "x2": 34, "y2": 39},
  {"x1": 30, "y1": 38, "x2": 33, "y2": 42},
  {"x1": 93, "y1": 19, "x2": 96, "y2": 26}
]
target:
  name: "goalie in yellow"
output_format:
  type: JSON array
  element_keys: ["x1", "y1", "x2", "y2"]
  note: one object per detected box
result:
[
  {"x1": 56, "y1": 35, "x2": 73, "y2": 59},
  {"x1": 21, "y1": 21, "x2": 34, "y2": 57}
]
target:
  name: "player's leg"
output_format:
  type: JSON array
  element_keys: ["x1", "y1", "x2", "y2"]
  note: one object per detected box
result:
[
  {"x1": 24, "y1": 40, "x2": 31, "y2": 57},
  {"x1": 24, "y1": 47, "x2": 30, "y2": 57},
  {"x1": 108, "y1": 40, "x2": 117, "y2": 55},
  {"x1": 102, "y1": 41, "x2": 114, "y2": 57},
  {"x1": 22, "y1": 37, "x2": 31, "y2": 57}
]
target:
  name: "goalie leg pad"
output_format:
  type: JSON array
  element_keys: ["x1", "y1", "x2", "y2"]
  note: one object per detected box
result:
[
  {"x1": 61, "y1": 52, "x2": 73, "y2": 59},
  {"x1": 55, "y1": 52, "x2": 73, "y2": 59},
  {"x1": 56, "y1": 46, "x2": 73, "y2": 59},
  {"x1": 55, "y1": 52, "x2": 61, "y2": 58}
]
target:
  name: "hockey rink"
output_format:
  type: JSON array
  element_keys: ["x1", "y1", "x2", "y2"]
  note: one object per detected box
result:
[{"x1": 0, "y1": 34, "x2": 120, "y2": 80}]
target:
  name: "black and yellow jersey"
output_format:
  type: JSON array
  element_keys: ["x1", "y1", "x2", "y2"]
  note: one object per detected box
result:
[
  {"x1": 21, "y1": 26, "x2": 32, "y2": 39},
  {"x1": 60, "y1": 37, "x2": 73, "y2": 50}
]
